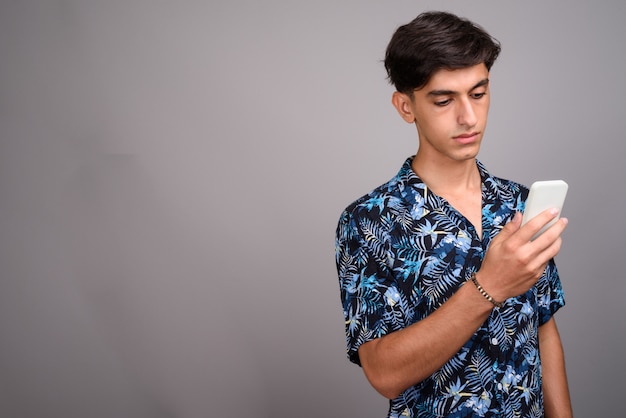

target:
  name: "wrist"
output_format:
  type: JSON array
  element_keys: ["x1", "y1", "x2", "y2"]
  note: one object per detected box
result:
[{"x1": 469, "y1": 272, "x2": 504, "y2": 308}]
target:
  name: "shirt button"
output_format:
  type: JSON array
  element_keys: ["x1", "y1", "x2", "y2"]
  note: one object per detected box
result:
[{"x1": 491, "y1": 337, "x2": 499, "y2": 345}]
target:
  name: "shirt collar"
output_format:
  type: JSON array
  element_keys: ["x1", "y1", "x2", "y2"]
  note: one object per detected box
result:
[{"x1": 395, "y1": 156, "x2": 496, "y2": 202}]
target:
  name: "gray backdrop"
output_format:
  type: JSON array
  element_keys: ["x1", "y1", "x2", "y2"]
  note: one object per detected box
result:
[{"x1": 1, "y1": 1, "x2": 624, "y2": 417}]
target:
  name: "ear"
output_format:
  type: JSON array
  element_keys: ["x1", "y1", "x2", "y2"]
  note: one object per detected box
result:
[{"x1": 391, "y1": 91, "x2": 416, "y2": 123}]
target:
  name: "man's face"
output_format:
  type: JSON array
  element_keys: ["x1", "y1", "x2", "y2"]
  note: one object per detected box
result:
[{"x1": 394, "y1": 63, "x2": 491, "y2": 164}]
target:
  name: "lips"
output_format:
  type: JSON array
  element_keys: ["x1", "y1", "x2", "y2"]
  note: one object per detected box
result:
[{"x1": 453, "y1": 132, "x2": 480, "y2": 145}]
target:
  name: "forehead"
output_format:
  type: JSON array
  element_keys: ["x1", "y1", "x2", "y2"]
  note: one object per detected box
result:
[{"x1": 420, "y1": 63, "x2": 490, "y2": 93}]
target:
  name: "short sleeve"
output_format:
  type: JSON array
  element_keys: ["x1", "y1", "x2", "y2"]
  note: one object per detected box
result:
[
  {"x1": 535, "y1": 258, "x2": 565, "y2": 325},
  {"x1": 335, "y1": 209, "x2": 397, "y2": 366}
]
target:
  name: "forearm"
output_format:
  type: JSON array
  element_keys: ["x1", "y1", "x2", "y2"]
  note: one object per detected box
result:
[
  {"x1": 359, "y1": 282, "x2": 493, "y2": 399},
  {"x1": 539, "y1": 318, "x2": 573, "y2": 417}
]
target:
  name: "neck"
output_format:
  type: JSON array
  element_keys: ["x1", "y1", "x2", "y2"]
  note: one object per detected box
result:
[{"x1": 411, "y1": 153, "x2": 481, "y2": 197}]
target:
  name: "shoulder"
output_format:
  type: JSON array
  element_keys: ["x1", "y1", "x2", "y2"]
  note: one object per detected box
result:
[
  {"x1": 339, "y1": 158, "x2": 418, "y2": 224},
  {"x1": 339, "y1": 175, "x2": 403, "y2": 227}
]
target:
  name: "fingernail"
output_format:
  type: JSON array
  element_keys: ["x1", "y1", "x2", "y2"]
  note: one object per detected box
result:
[{"x1": 550, "y1": 208, "x2": 559, "y2": 215}]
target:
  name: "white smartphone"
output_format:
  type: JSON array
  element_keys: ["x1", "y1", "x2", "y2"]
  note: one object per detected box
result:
[{"x1": 521, "y1": 180, "x2": 568, "y2": 240}]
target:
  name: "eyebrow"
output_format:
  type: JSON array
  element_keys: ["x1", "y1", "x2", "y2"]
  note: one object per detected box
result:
[{"x1": 426, "y1": 78, "x2": 490, "y2": 97}]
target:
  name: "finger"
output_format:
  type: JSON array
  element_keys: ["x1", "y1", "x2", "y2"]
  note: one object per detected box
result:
[
  {"x1": 490, "y1": 213, "x2": 523, "y2": 250},
  {"x1": 510, "y1": 211, "x2": 523, "y2": 227},
  {"x1": 531, "y1": 217, "x2": 568, "y2": 250},
  {"x1": 532, "y1": 236, "x2": 563, "y2": 273},
  {"x1": 496, "y1": 212, "x2": 522, "y2": 239},
  {"x1": 518, "y1": 207, "x2": 560, "y2": 242}
]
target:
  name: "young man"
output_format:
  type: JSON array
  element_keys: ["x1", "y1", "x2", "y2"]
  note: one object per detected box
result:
[{"x1": 335, "y1": 11, "x2": 573, "y2": 417}]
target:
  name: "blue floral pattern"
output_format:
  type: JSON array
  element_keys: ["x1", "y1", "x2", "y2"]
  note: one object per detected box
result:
[{"x1": 335, "y1": 157, "x2": 565, "y2": 417}]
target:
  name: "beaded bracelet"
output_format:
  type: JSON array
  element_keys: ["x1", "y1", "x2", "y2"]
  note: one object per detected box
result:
[{"x1": 470, "y1": 272, "x2": 503, "y2": 308}]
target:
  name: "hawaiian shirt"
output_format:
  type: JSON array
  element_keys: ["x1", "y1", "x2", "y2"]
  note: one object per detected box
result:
[{"x1": 335, "y1": 157, "x2": 565, "y2": 417}]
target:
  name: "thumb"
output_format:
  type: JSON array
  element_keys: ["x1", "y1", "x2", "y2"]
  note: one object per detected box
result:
[{"x1": 497, "y1": 212, "x2": 522, "y2": 239}]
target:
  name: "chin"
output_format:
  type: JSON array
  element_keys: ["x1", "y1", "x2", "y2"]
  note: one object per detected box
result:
[
  {"x1": 458, "y1": 144, "x2": 481, "y2": 160},
  {"x1": 454, "y1": 149, "x2": 480, "y2": 162}
]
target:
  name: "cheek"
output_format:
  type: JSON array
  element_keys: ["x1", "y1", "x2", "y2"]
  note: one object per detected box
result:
[
  {"x1": 481, "y1": 103, "x2": 491, "y2": 122},
  {"x1": 473, "y1": 100, "x2": 490, "y2": 123},
  {"x1": 415, "y1": 105, "x2": 461, "y2": 136},
  {"x1": 416, "y1": 116, "x2": 453, "y2": 140},
  {"x1": 483, "y1": 96, "x2": 491, "y2": 114},
  {"x1": 429, "y1": 111, "x2": 456, "y2": 131}
]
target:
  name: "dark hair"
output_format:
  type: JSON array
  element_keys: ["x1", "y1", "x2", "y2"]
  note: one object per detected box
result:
[{"x1": 384, "y1": 11, "x2": 501, "y2": 94}]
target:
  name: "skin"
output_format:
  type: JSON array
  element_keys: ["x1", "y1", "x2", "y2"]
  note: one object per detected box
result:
[{"x1": 358, "y1": 64, "x2": 572, "y2": 416}]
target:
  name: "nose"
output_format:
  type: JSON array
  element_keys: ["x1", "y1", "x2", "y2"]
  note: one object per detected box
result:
[{"x1": 457, "y1": 98, "x2": 477, "y2": 128}]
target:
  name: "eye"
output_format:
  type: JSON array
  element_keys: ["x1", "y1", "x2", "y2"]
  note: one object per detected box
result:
[
  {"x1": 434, "y1": 99, "x2": 452, "y2": 107},
  {"x1": 471, "y1": 92, "x2": 486, "y2": 100}
]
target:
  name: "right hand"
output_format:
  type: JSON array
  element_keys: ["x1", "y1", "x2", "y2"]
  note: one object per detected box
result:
[{"x1": 476, "y1": 208, "x2": 568, "y2": 302}]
